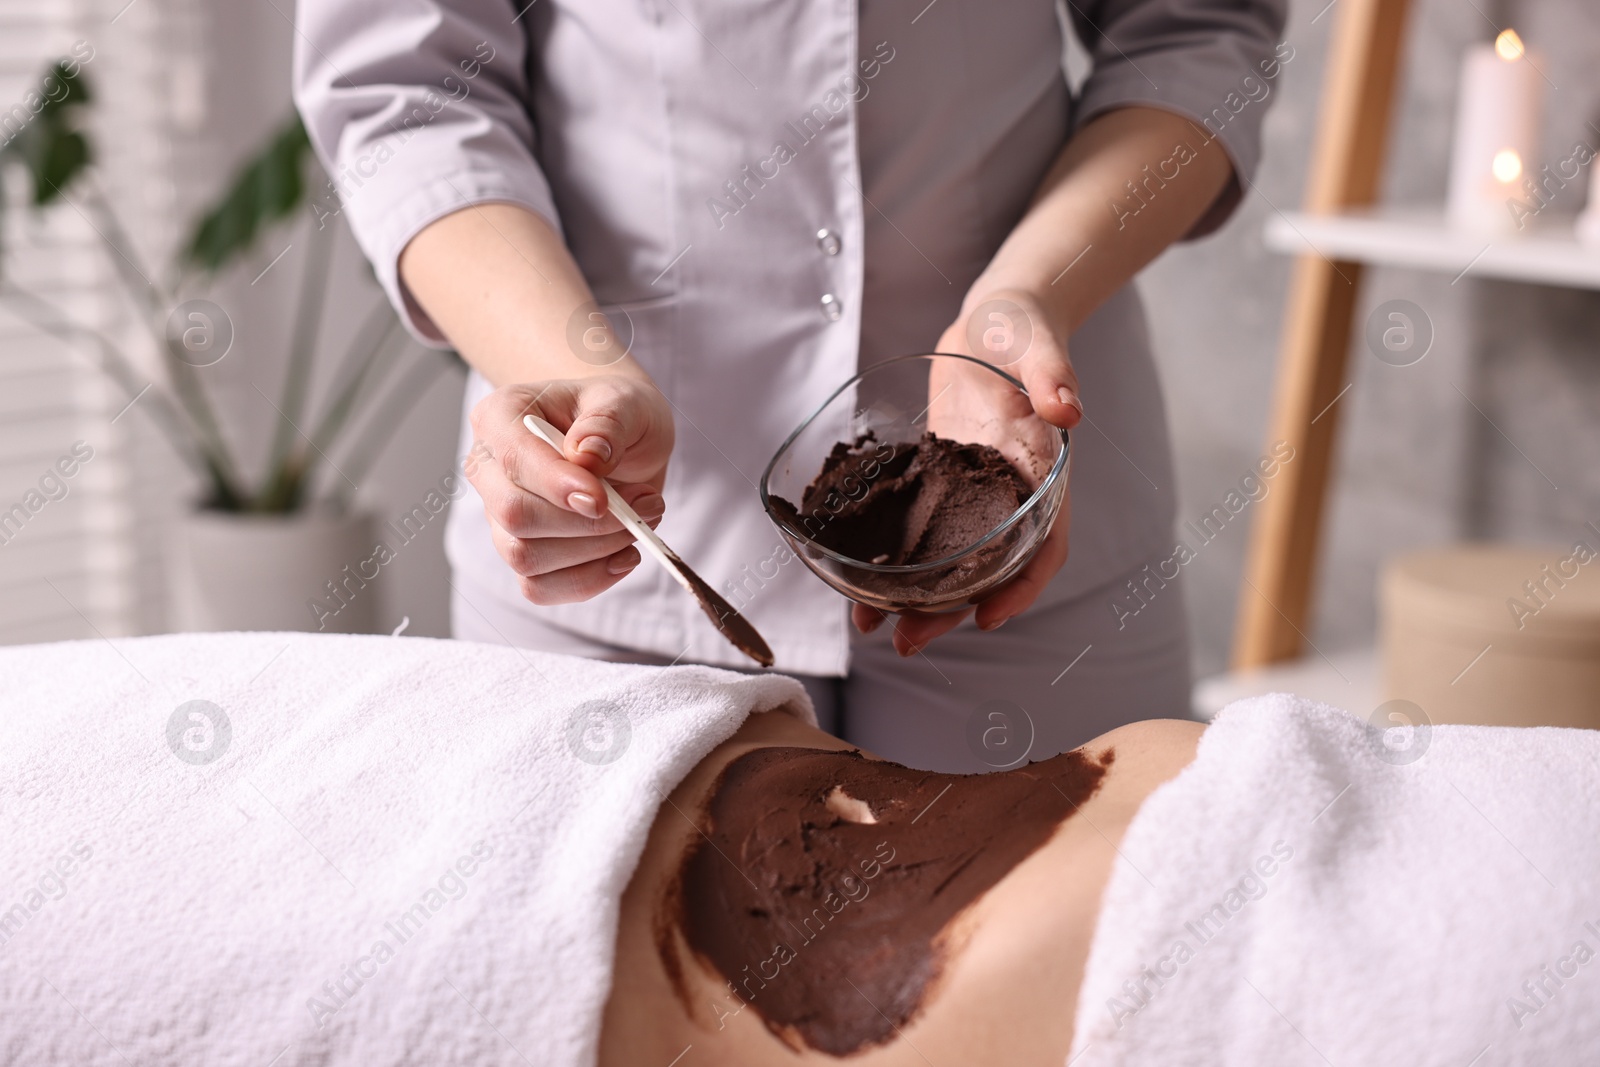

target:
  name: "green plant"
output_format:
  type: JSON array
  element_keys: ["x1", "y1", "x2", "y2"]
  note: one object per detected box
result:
[{"x1": 0, "y1": 59, "x2": 458, "y2": 513}]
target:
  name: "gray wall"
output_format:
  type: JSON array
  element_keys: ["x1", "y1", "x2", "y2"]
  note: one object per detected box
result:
[{"x1": 1142, "y1": 0, "x2": 1600, "y2": 678}]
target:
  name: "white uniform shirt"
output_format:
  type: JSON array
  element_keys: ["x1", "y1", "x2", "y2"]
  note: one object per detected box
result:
[{"x1": 295, "y1": 0, "x2": 1286, "y2": 675}]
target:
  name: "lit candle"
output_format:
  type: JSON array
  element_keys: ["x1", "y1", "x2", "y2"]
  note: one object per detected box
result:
[
  {"x1": 1447, "y1": 29, "x2": 1543, "y2": 236},
  {"x1": 1577, "y1": 162, "x2": 1600, "y2": 248}
]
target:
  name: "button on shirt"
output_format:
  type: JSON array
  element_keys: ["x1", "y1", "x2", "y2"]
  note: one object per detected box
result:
[{"x1": 295, "y1": 0, "x2": 1286, "y2": 675}]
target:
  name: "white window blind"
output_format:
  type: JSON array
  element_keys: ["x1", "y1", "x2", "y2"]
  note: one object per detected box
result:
[{"x1": 0, "y1": 0, "x2": 198, "y2": 645}]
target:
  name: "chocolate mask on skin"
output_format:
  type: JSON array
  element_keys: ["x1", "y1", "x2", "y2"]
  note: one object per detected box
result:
[{"x1": 662, "y1": 744, "x2": 1113, "y2": 1055}]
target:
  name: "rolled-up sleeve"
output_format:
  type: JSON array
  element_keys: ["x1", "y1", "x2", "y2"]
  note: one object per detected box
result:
[
  {"x1": 293, "y1": 0, "x2": 561, "y2": 344},
  {"x1": 1067, "y1": 0, "x2": 1288, "y2": 237}
]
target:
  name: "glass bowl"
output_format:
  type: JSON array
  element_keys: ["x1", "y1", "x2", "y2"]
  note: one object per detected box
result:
[{"x1": 760, "y1": 353, "x2": 1070, "y2": 614}]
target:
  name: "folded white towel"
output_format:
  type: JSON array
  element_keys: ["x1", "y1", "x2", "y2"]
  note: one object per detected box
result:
[
  {"x1": 1071, "y1": 693, "x2": 1600, "y2": 1066},
  {"x1": 0, "y1": 631, "x2": 810, "y2": 1067}
]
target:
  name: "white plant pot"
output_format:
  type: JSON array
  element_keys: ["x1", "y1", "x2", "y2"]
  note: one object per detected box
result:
[{"x1": 173, "y1": 509, "x2": 377, "y2": 634}]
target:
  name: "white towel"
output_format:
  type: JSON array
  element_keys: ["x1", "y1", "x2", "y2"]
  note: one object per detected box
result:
[
  {"x1": 0, "y1": 631, "x2": 811, "y2": 1067},
  {"x1": 1071, "y1": 693, "x2": 1600, "y2": 1066}
]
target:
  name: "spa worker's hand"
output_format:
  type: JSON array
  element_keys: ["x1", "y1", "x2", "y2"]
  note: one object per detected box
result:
[
  {"x1": 467, "y1": 376, "x2": 675, "y2": 604},
  {"x1": 851, "y1": 288, "x2": 1080, "y2": 654},
  {"x1": 853, "y1": 106, "x2": 1237, "y2": 656},
  {"x1": 398, "y1": 203, "x2": 677, "y2": 604}
]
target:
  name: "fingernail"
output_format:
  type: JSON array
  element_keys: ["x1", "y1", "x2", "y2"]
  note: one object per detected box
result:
[
  {"x1": 1057, "y1": 387, "x2": 1082, "y2": 415},
  {"x1": 568, "y1": 491, "x2": 602, "y2": 519},
  {"x1": 979, "y1": 615, "x2": 1009, "y2": 632},
  {"x1": 859, "y1": 613, "x2": 884, "y2": 635},
  {"x1": 607, "y1": 546, "x2": 641, "y2": 574},
  {"x1": 575, "y1": 436, "x2": 612, "y2": 463},
  {"x1": 634, "y1": 493, "x2": 665, "y2": 521}
]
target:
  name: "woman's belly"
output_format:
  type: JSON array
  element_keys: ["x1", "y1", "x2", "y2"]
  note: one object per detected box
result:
[{"x1": 600, "y1": 712, "x2": 1203, "y2": 1066}]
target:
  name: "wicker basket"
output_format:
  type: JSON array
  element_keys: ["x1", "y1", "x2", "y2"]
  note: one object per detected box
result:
[{"x1": 1381, "y1": 543, "x2": 1600, "y2": 729}]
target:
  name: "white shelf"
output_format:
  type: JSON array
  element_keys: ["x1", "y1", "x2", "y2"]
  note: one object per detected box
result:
[
  {"x1": 1262, "y1": 206, "x2": 1600, "y2": 290},
  {"x1": 1192, "y1": 647, "x2": 1381, "y2": 721}
]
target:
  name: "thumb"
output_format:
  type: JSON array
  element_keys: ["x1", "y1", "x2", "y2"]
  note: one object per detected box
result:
[
  {"x1": 548, "y1": 378, "x2": 658, "y2": 479},
  {"x1": 1017, "y1": 332, "x2": 1083, "y2": 431}
]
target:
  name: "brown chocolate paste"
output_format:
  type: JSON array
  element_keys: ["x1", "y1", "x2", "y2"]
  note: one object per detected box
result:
[
  {"x1": 769, "y1": 432, "x2": 1034, "y2": 602},
  {"x1": 662, "y1": 744, "x2": 1113, "y2": 1055},
  {"x1": 661, "y1": 543, "x2": 773, "y2": 667}
]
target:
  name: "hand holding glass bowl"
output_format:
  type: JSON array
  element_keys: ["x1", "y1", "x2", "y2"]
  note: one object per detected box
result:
[{"x1": 762, "y1": 292, "x2": 1082, "y2": 656}]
